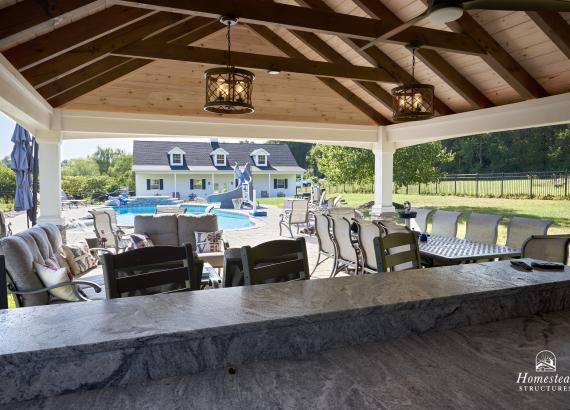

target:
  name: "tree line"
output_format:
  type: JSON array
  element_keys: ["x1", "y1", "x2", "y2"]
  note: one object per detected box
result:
[{"x1": 282, "y1": 124, "x2": 570, "y2": 187}]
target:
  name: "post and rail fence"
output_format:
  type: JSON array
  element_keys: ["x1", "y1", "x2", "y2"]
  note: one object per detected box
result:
[{"x1": 323, "y1": 171, "x2": 570, "y2": 200}]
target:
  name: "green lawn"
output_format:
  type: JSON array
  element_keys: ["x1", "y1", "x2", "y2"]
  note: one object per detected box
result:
[{"x1": 259, "y1": 193, "x2": 570, "y2": 244}]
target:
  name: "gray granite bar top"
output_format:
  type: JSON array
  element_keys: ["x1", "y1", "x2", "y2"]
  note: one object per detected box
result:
[
  {"x1": 1, "y1": 260, "x2": 570, "y2": 358},
  {"x1": 8, "y1": 310, "x2": 570, "y2": 410}
]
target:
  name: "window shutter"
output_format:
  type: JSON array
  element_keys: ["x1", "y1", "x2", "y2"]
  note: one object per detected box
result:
[
  {"x1": 190, "y1": 179, "x2": 194, "y2": 190},
  {"x1": 274, "y1": 179, "x2": 277, "y2": 189},
  {"x1": 146, "y1": 179, "x2": 150, "y2": 190},
  {"x1": 284, "y1": 179, "x2": 288, "y2": 189},
  {"x1": 159, "y1": 179, "x2": 164, "y2": 190},
  {"x1": 202, "y1": 179, "x2": 206, "y2": 190}
]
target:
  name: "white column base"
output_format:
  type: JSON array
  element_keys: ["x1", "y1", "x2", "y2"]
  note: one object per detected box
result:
[
  {"x1": 37, "y1": 131, "x2": 63, "y2": 227},
  {"x1": 37, "y1": 215, "x2": 65, "y2": 226},
  {"x1": 370, "y1": 204, "x2": 396, "y2": 219}
]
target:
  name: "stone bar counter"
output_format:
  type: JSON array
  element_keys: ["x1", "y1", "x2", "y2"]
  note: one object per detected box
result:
[{"x1": 1, "y1": 260, "x2": 570, "y2": 407}]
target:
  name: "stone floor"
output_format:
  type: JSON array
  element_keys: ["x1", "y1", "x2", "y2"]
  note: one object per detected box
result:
[{"x1": 6, "y1": 205, "x2": 335, "y2": 279}]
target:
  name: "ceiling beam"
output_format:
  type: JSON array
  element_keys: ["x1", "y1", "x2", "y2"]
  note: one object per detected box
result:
[
  {"x1": 42, "y1": 19, "x2": 221, "y2": 107},
  {"x1": 112, "y1": 41, "x2": 398, "y2": 83},
  {"x1": 248, "y1": 24, "x2": 390, "y2": 125},
  {"x1": 296, "y1": 0, "x2": 454, "y2": 116},
  {"x1": 527, "y1": 12, "x2": 570, "y2": 61},
  {"x1": 20, "y1": 12, "x2": 185, "y2": 88},
  {"x1": 3, "y1": 6, "x2": 151, "y2": 71},
  {"x1": 122, "y1": 0, "x2": 483, "y2": 55},
  {"x1": 0, "y1": 0, "x2": 95, "y2": 40},
  {"x1": 445, "y1": 13, "x2": 549, "y2": 99},
  {"x1": 350, "y1": 0, "x2": 492, "y2": 110}
]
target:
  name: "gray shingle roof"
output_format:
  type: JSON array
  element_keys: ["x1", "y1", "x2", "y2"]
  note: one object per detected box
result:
[{"x1": 133, "y1": 140, "x2": 303, "y2": 171}]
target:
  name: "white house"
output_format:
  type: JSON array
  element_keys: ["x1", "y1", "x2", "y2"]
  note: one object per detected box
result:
[{"x1": 133, "y1": 140, "x2": 306, "y2": 199}]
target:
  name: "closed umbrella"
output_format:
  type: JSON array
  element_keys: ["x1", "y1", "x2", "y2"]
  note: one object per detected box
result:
[{"x1": 10, "y1": 125, "x2": 34, "y2": 220}]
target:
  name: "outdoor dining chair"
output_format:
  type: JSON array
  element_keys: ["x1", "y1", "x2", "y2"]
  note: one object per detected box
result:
[
  {"x1": 312, "y1": 212, "x2": 338, "y2": 277},
  {"x1": 330, "y1": 215, "x2": 361, "y2": 276},
  {"x1": 89, "y1": 208, "x2": 131, "y2": 253},
  {"x1": 279, "y1": 199, "x2": 310, "y2": 238},
  {"x1": 430, "y1": 210, "x2": 461, "y2": 238},
  {"x1": 506, "y1": 216, "x2": 553, "y2": 249},
  {"x1": 240, "y1": 237, "x2": 310, "y2": 286},
  {"x1": 465, "y1": 213, "x2": 502, "y2": 244},
  {"x1": 410, "y1": 208, "x2": 432, "y2": 233},
  {"x1": 354, "y1": 219, "x2": 386, "y2": 274},
  {"x1": 101, "y1": 243, "x2": 203, "y2": 299},
  {"x1": 521, "y1": 235, "x2": 570, "y2": 264},
  {"x1": 155, "y1": 205, "x2": 187, "y2": 215},
  {"x1": 0, "y1": 210, "x2": 12, "y2": 238},
  {"x1": 373, "y1": 229, "x2": 421, "y2": 273}
]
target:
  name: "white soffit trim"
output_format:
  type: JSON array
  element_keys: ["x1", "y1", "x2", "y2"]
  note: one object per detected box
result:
[
  {"x1": 0, "y1": 54, "x2": 52, "y2": 132},
  {"x1": 59, "y1": 110, "x2": 378, "y2": 144},
  {"x1": 387, "y1": 93, "x2": 570, "y2": 148}
]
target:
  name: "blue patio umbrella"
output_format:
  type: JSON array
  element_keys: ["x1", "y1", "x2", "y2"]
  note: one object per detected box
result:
[{"x1": 10, "y1": 124, "x2": 34, "y2": 212}]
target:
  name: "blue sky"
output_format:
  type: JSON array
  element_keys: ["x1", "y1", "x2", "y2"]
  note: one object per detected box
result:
[{"x1": 0, "y1": 112, "x2": 252, "y2": 160}]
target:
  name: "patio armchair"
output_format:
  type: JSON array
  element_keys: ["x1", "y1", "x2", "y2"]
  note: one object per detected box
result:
[
  {"x1": 279, "y1": 199, "x2": 310, "y2": 238},
  {"x1": 312, "y1": 212, "x2": 338, "y2": 277},
  {"x1": 354, "y1": 219, "x2": 387, "y2": 274},
  {"x1": 431, "y1": 210, "x2": 461, "y2": 238},
  {"x1": 465, "y1": 213, "x2": 502, "y2": 244},
  {"x1": 328, "y1": 207, "x2": 364, "y2": 220},
  {"x1": 506, "y1": 216, "x2": 553, "y2": 249},
  {"x1": 521, "y1": 235, "x2": 570, "y2": 264},
  {"x1": 309, "y1": 189, "x2": 326, "y2": 211},
  {"x1": 373, "y1": 229, "x2": 421, "y2": 273},
  {"x1": 410, "y1": 208, "x2": 432, "y2": 233},
  {"x1": 89, "y1": 208, "x2": 132, "y2": 253},
  {"x1": 241, "y1": 237, "x2": 310, "y2": 286},
  {"x1": 155, "y1": 205, "x2": 187, "y2": 215},
  {"x1": 330, "y1": 215, "x2": 361, "y2": 276},
  {"x1": 0, "y1": 224, "x2": 104, "y2": 308},
  {"x1": 101, "y1": 243, "x2": 203, "y2": 299}
]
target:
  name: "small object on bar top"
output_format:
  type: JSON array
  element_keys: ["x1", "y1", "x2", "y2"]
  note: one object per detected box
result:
[
  {"x1": 510, "y1": 260, "x2": 533, "y2": 271},
  {"x1": 530, "y1": 260, "x2": 565, "y2": 270},
  {"x1": 420, "y1": 233, "x2": 428, "y2": 242}
]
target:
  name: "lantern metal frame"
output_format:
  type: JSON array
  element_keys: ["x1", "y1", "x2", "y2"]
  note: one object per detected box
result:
[
  {"x1": 203, "y1": 16, "x2": 255, "y2": 115},
  {"x1": 391, "y1": 45, "x2": 434, "y2": 122}
]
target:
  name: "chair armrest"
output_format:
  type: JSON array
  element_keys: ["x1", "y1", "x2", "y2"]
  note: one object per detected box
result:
[{"x1": 9, "y1": 280, "x2": 102, "y2": 295}]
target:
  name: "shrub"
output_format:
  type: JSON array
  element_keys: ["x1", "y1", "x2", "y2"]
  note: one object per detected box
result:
[
  {"x1": 0, "y1": 163, "x2": 16, "y2": 202},
  {"x1": 62, "y1": 176, "x2": 119, "y2": 200}
]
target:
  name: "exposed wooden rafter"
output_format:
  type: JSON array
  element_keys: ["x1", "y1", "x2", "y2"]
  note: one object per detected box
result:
[
  {"x1": 42, "y1": 18, "x2": 221, "y2": 107},
  {"x1": 248, "y1": 24, "x2": 390, "y2": 125},
  {"x1": 112, "y1": 42, "x2": 397, "y2": 83},
  {"x1": 122, "y1": 0, "x2": 484, "y2": 55},
  {"x1": 527, "y1": 12, "x2": 570, "y2": 61},
  {"x1": 3, "y1": 6, "x2": 152, "y2": 70},
  {"x1": 350, "y1": 0, "x2": 493, "y2": 110},
  {"x1": 0, "y1": 0, "x2": 95, "y2": 40},
  {"x1": 445, "y1": 13, "x2": 549, "y2": 99}
]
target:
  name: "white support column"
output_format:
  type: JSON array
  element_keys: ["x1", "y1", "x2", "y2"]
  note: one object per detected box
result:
[
  {"x1": 211, "y1": 173, "x2": 215, "y2": 194},
  {"x1": 371, "y1": 127, "x2": 396, "y2": 219},
  {"x1": 173, "y1": 173, "x2": 177, "y2": 198},
  {"x1": 36, "y1": 131, "x2": 64, "y2": 225}
]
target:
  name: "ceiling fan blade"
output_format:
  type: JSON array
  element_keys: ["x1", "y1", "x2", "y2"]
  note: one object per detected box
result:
[
  {"x1": 463, "y1": 0, "x2": 570, "y2": 12},
  {"x1": 358, "y1": 9, "x2": 431, "y2": 52}
]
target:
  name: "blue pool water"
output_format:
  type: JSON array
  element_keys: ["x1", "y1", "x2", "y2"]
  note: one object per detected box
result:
[{"x1": 112, "y1": 204, "x2": 254, "y2": 230}]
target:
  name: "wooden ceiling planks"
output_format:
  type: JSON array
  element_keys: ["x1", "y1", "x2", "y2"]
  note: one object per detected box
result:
[{"x1": 0, "y1": 0, "x2": 568, "y2": 126}]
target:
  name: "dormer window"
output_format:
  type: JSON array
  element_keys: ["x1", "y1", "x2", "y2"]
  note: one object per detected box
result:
[
  {"x1": 168, "y1": 147, "x2": 185, "y2": 166},
  {"x1": 211, "y1": 147, "x2": 229, "y2": 167},
  {"x1": 251, "y1": 148, "x2": 270, "y2": 167},
  {"x1": 215, "y1": 153, "x2": 226, "y2": 166}
]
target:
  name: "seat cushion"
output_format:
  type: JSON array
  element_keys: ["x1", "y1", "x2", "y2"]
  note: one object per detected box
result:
[
  {"x1": 177, "y1": 214, "x2": 219, "y2": 249},
  {"x1": 198, "y1": 252, "x2": 224, "y2": 269},
  {"x1": 134, "y1": 214, "x2": 179, "y2": 246}
]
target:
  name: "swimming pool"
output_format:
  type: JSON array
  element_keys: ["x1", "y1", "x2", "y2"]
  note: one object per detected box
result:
[{"x1": 112, "y1": 204, "x2": 254, "y2": 230}]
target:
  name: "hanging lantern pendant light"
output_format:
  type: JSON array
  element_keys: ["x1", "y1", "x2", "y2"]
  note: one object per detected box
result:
[
  {"x1": 204, "y1": 16, "x2": 255, "y2": 114},
  {"x1": 391, "y1": 45, "x2": 434, "y2": 122}
]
